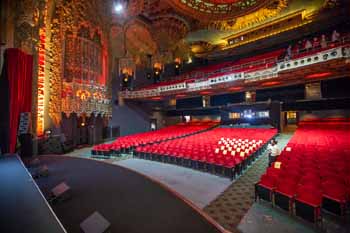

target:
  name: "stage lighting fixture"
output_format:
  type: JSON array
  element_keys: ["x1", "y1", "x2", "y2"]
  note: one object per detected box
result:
[
  {"x1": 187, "y1": 57, "x2": 192, "y2": 64},
  {"x1": 114, "y1": 3, "x2": 123, "y2": 12},
  {"x1": 113, "y1": 0, "x2": 128, "y2": 14}
]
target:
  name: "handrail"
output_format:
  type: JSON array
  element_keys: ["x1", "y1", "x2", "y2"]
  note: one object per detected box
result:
[
  {"x1": 168, "y1": 55, "x2": 279, "y2": 83},
  {"x1": 125, "y1": 35, "x2": 350, "y2": 98},
  {"x1": 146, "y1": 35, "x2": 350, "y2": 88},
  {"x1": 277, "y1": 35, "x2": 350, "y2": 63}
]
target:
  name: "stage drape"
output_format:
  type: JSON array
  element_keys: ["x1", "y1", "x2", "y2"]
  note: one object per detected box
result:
[
  {"x1": 0, "y1": 51, "x2": 10, "y2": 153},
  {"x1": 0, "y1": 48, "x2": 33, "y2": 153}
]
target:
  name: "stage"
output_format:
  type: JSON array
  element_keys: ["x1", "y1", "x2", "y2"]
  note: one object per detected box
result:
[
  {"x1": 0, "y1": 155, "x2": 66, "y2": 233},
  {"x1": 35, "y1": 155, "x2": 227, "y2": 233}
]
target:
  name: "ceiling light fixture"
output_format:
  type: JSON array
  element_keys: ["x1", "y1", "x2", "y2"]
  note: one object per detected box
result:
[
  {"x1": 176, "y1": 94, "x2": 186, "y2": 98},
  {"x1": 305, "y1": 72, "x2": 332, "y2": 79},
  {"x1": 229, "y1": 86, "x2": 243, "y2": 91},
  {"x1": 114, "y1": 0, "x2": 128, "y2": 14},
  {"x1": 261, "y1": 81, "x2": 281, "y2": 87},
  {"x1": 114, "y1": 3, "x2": 123, "y2": 12}
]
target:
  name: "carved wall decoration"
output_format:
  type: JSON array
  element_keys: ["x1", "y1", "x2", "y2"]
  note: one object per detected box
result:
[
  {"x1": 13, "y1": 0, "x2": 39, "y2": 54},
  {"x1": 35, "y1": 0, "x2": 49, "y2": 136},
  {"x1": 47, "y1": 11, "x2": 63, "y2": 127},
  {"x1": 151, "y1": 14, "x2": 190, "y2": 53},
  {"x1": 125, "y1": 21, "x2": 158, "y2": 66},
  {"x1": 25, "y1": 0, "x2": 113, "y2": 134},
  {"x1": 61, "y1": 21, "x2": 110, "y2": 116}
]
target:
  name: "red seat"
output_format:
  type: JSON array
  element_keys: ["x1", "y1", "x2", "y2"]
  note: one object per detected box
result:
[{"x1": 295, "y1": 185, "x2": 322, "y2": 222}]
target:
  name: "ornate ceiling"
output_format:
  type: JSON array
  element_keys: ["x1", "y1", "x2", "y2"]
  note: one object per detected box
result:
[
  {"x1": 109, "y1": 0, "x2": 332, "y2": 65},
  {"x1": 166, "y1": 0, "x2": 273, "y2": 21}
]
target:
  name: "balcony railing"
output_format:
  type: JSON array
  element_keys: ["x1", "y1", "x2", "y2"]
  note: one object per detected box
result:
[{"x1": 120, "y1": 35, "x2": 350, "y2": 99}]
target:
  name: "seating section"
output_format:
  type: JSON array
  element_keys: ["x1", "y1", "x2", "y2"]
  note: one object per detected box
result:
[
  {"x1": 255, "y1": 119, "x2": 350, "y2": 223},
  {"x1": 134, "y1": 128, "x2": 277, "y2": 179},
  {"x1": 92, "y1": 121, "x2": 218, "y2": 156},
  {"x1": 135, "y1": 31, "x2": 349, "y2": 93},
  {"x1": 137, "y1": 49, "x2": 284, "y2": 91}
]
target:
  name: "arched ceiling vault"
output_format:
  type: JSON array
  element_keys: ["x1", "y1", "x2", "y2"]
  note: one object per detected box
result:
[{"x1": 109, "y1": 0, "x2": 333, "y2": 62}]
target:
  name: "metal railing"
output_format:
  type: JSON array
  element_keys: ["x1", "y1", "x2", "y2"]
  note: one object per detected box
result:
[{"x1": 121, "y1": 35, "x2": 350, "y2": 99}]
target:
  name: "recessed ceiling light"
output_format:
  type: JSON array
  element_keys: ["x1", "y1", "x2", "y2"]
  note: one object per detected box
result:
[
  {"x1": 305, "y1": 72, "x2": 332, "y2": 79},
  {"x1": 229, "y1": 86, "x2": 243, "y2": 91},
  {"x1": 261, "y1": 81, "x2": 281, "y2": 87}
]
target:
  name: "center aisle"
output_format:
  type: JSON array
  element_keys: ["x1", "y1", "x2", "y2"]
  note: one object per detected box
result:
[{"x1": 203, "y1": 133, "x2": 293, "y2": 232}]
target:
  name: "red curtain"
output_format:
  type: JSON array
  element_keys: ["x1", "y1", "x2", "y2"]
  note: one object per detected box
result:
[{"x1": 6, "y1": 48, "x2": 33, "y2": 153}]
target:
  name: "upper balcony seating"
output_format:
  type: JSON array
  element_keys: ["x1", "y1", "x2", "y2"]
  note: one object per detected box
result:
[
  {"x1": 255, "y1": 119, "x2": 350, "y2": 223},
  {"x1": 137, "y1": 49, "x2": 285, "y2": 91},
  {"x1": 92, "y1": 121, "x2": 218, "y2": 155},
  {"x1": 135, "y1": 32, "x2": 350, "y2": 93},
  {"x1": 134, "y1": 127, "x2": 277, "y2": 179}
]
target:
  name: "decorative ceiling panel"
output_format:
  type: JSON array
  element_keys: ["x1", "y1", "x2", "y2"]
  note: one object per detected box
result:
[{"x1": 166, "y1": 0, "x2": 272, "y2": 21}]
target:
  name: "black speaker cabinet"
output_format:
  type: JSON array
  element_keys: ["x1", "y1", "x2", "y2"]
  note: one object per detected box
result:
[{"x1": 19, "y1": 133, "x2": 33, "y2": 157}]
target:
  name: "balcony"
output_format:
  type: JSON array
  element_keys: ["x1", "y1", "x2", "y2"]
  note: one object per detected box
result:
[{"x1": 120, "y1": 35, "x2": 350, "y2": 100}]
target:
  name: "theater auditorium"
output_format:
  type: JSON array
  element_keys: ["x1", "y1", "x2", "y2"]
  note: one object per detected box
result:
[{"x1": 0, "y1": 0, "x2": 349, "y2": 233}]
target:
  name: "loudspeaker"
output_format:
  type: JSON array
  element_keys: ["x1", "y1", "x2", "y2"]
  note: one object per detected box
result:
[
  {"x1": 51, "y1": 182, "x2": 71, "y2": 202},
  {"x1": 80, "y1": 211, "x2": 111, "y2": 233},
  {"x1": 19, "y1": 133, "x2": 33, "y2": 157}
]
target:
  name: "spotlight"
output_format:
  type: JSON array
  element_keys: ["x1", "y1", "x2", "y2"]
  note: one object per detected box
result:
[
  {"x1": 187, "y1": 57, "x2": 192, "y2": 64},
  {"x1": 114, "y1": 3, "x2": 123, "y2": 13}
]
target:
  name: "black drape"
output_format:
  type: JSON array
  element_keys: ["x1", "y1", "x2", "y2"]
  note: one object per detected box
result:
[{"x1": 0, "y1": 50, "x2": 10, "y2": 153}]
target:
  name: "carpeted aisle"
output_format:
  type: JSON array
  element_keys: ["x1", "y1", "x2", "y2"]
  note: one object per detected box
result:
[
  {"x1": 204, "y1": 133, "x2": 292, "y2": 232},
  {"x1": 115, "y1": 158, "x2": 232, "y2": 208},
  {"x1": 35, "y1": 155, "x2": 226, "y2": 233}
]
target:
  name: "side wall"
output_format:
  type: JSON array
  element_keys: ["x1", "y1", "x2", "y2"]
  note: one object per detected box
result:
[
  {"x1": 299, "y1": 109, "x2": 350, "y2": 121},
  {"x1": 111, "y1": 76, "x2": 151, "y2": 136}
]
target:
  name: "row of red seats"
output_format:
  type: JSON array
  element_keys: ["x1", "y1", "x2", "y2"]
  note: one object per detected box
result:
[
  {"x1": 134, "y1": 128, "x2": 277, "y2": 179},
  {"x1": 91, "y1": 121, "x2": 218, "y2": 155},
  {"x1": 256, "y1": 120, "x2": 350, "y2": 223}
]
